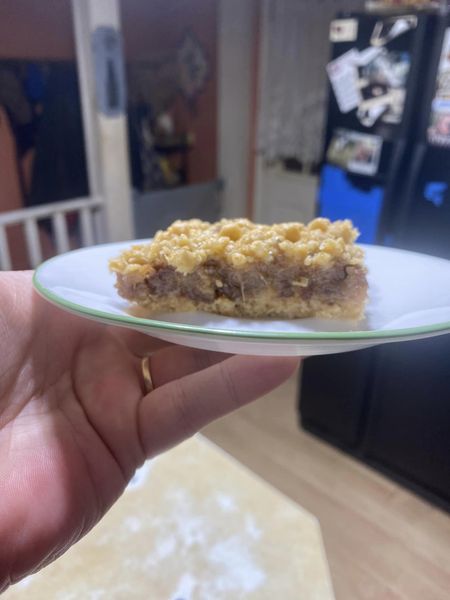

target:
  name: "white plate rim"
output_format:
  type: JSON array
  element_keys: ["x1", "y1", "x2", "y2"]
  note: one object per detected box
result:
[{"x1": 33, "y1": 242, "x2": 450, "y2": 343}]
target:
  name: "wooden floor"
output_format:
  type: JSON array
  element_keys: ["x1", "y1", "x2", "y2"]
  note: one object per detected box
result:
[{"x1": 204, "y1": 373, "x2": 450, "y2": 600}]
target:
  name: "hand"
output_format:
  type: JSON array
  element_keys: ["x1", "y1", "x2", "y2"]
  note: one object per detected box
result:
[{"x1": 0, "y1": 272, "x2": 298, "y2": 591}]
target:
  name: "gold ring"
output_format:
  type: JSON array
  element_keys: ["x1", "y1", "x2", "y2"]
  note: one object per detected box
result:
[{"x1": 141, "y1": 356, "x2": 154, "y2": 394}]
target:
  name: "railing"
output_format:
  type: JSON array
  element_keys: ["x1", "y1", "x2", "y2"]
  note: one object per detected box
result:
[{"x1": 0, "y1": 196, "x2": 104, "y2": 270}]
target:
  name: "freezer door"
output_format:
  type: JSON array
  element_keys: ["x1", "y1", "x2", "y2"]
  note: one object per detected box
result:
[
  {"x1": 396, "y1": 145, "x2": 450, "y2": 258},
  {"x1": 325, "y1": 12, "x2": 434, "y2": 141}
]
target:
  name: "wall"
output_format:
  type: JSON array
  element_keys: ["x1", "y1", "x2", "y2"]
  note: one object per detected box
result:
[
  {"x1": 0, "y1": 0, "x2": 75, "y2": 59},
  {"x1": 254, "y1": 159, "x2": 317, "y2": 225},
  {"x1": 0, "y1": 0, "x2": 217, "y2": 185},
  {"x1": 252, "y1": 3, "x2": 318, "y2": 224},
  {"x1": 121, "y1": 0, "x2": 217, "y2": 185},
  {"x1": 218, "y1": 0, "x2": 257, "y2": 219}
]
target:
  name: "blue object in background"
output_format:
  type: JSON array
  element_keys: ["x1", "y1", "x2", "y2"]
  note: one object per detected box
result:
[
  {"x1": 424, "y1": 181, "x2": 448, "y2": 208},
  {"x1": 318, "y1": 165, "x2": 384, "y2": 244},
  {"x1": 24, "y1": 63, "x2": 46, "y2": 103}
]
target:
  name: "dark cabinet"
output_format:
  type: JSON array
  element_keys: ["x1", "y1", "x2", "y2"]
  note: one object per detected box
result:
[
  {"x1": 301, "y1": 348, "x2": 375, "y2": 448},
  {"x1": 300, "y1": 335, "x2": 450, "y2": 511}
]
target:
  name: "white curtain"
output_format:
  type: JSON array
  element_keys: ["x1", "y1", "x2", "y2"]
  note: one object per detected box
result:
[{"x1": 257, "y1": 0, "x2": 365, "y2": 167}]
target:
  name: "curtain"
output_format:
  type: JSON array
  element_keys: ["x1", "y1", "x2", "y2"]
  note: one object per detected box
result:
[{"x1": 257, "y1": 0, "x2": 365, "y2": 168}]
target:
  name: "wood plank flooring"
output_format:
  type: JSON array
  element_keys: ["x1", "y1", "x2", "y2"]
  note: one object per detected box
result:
[{"x1": 204, "y1": 374, "x2": 450, "y2": 600}]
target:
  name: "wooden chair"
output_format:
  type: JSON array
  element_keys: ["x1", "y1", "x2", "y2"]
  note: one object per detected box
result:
[{"x1": 0, "y1": 196, "x2": 104, "y2": 270}]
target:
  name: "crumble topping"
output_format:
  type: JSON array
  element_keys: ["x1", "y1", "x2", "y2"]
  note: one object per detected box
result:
[{"x1": 109, "y1": 217, "x2": 364, "y2": 277}]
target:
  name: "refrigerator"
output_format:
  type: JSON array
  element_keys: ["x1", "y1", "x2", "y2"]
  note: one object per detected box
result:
[{"x1": 300, "y1": 11, "x2": 450, "y2": 511}]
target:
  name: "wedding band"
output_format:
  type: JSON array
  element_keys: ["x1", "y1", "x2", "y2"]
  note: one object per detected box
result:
[{"x1": 141, "y1": 356, "x2": 154, "y2": 394}]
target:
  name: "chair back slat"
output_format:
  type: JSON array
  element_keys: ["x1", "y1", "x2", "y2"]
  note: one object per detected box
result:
[
  {"x1": 0, "y1": 226, "x2": 12, "y2": 271},
  {"x1": 24, "y1": 219, "x2": 43, "y2": 269},
  {"x1": 0, "y1": 197, "x2": 104, "y2": 270},
  {"x1": 52, "y1": 212, "x2": 71, "y2": 255}
]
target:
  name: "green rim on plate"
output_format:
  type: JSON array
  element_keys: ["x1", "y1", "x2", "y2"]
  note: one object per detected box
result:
[{"x1": 32, "y1": 257, "x2": 450, "y2": 342}]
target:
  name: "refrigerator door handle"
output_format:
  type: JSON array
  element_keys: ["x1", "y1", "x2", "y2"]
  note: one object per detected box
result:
[{"x1": 395, "y1": 143, "x2": 427, "y2": 244}]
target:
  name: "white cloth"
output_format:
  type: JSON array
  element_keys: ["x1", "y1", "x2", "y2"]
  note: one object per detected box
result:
[{"x1": 258, "y1": 0, "x2": 365, "y2": 167}]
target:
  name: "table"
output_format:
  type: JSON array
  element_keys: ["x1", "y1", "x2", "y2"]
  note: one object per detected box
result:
[{"x1": 4, "y1": 436, "x2": 334, "y2": 599}]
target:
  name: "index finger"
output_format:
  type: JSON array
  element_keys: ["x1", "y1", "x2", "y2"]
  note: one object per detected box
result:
[
  {"x1": 138, "y1": 355, "x2": 300, "y2": 458},
  {"x1": 112, "y1": 327, "x2": 172, "y2": 357}
]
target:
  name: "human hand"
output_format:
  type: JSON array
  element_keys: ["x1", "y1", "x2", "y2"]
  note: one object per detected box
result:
[{"x1": 0, "y1": 272, "x2": 298, "y2": 591}]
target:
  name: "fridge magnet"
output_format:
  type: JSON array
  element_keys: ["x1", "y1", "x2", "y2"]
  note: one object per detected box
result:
[
  {"x1": 370, "y1": 15, "x2": 418, "y2": 47},
  {"x1": 176, "y1": 30, "x2": 209, "y2": 111},
  {"x1": 366, "y1": 0, "x2": 442, "y2": 10},
  {"x1": 327, "y1": 43, "x2": 410, "y2": 126},
  {"x1": 428, "y1": 29, "x2": 450, "y2": 146},
  {"x1": 424, "y1": 181, "x2": 448, "y2": 208},
  {"x1": 326, "y1": 49, "x2": 362, "y2": 113},
  {"x1": 330, "y1": 19, "x2": 359, "y2": 43},
  {"x1": 326, "y1": 128, "x2": 383, "y2": 176},
  {"x1": 428, "y1": 104, "x2": 450, "y2": 147},
  {"x1": 433, "y1": 29, "x2": 450, "y2": 99},
  {"x1": 356, "y1": 49, "x2": 411, "y2": 126}
]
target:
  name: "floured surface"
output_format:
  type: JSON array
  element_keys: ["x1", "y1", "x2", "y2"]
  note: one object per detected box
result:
[{"x1": 4, "y1": 436, "x2": 334, "y2": 600}]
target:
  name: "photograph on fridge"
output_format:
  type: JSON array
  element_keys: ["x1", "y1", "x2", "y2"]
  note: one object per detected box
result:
[{"x1": 326, "y1": 128, "x2": 383, "y2": 176}]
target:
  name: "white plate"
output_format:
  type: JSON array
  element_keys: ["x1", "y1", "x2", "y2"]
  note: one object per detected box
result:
[{"x1": 33, "y1": 241, "x2": 450, "y2": 356}]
